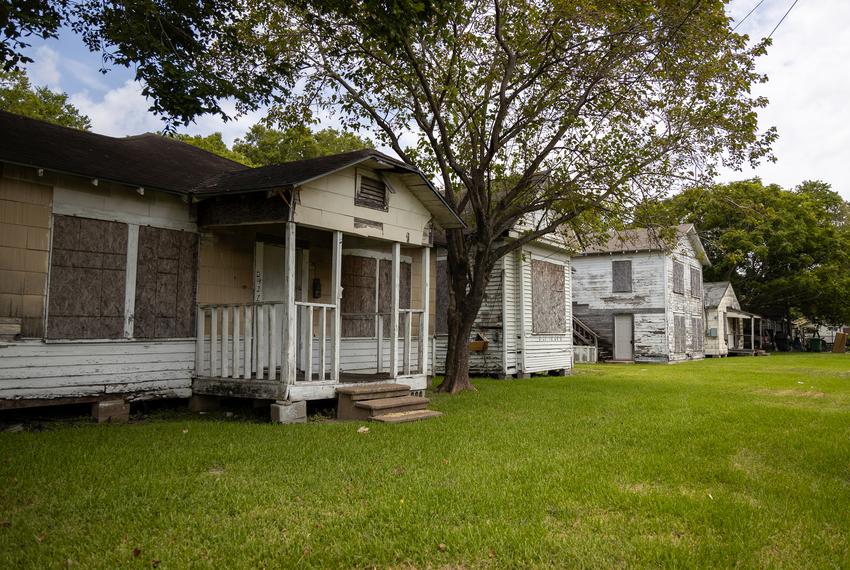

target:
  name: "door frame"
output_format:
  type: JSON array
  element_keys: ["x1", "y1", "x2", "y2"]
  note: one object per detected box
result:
[{"x1": 613, "y1": 313, "x2": 634, "y2": 361}]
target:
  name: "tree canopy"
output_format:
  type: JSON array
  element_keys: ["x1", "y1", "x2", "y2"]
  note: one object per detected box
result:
[
  {"x1": 662, "y1": 179, "x2": 850, "y2": 326},
  {"x1": 171, "y1": 132, "x2": 252, "y2": 165},
  {"x1": 0, "y1": 69, "x2": 91, "y2": 130},
  {"x1": 232, "y1": 124, "x2": 373, "y2": 166}
]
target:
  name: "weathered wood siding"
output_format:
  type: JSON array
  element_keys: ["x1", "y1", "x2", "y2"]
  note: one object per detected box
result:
[
  {"x1": 293, "y1": 166, "x2": 432, "y2": 246},
  {"x1": 665, "y1": 236, "x2": 706, "y2": 361},
  {"x1": 571, "y1": 251, "x2": 668, "y2": 361},
  {"x1": 519, "y1": 244, "x2": 572, "y2": 373},
  {"x1": 0, "y1": 165, "x2": 52, "y2": 337},
  {"x1": 0, "y1": 339, "x2": 194, "y2": 402}
]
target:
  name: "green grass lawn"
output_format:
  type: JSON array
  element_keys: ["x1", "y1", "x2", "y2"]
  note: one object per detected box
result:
[{"x1": 1, "y1": 354, "x2": 849, "y2": 568}]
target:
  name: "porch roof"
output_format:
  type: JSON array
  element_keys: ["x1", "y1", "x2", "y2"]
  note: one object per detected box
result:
[{"x1": 726, "y1": 308, "x2": 760, "y2": 319}]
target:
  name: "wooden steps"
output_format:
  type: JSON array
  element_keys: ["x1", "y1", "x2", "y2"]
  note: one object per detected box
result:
[{"x1": 336, "y1": 383, "x2": 441, "y2": 422}]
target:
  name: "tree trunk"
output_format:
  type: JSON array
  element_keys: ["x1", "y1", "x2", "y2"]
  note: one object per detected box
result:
[{"x1": 436, "y1": 229, "x2": 493, "y2": 393}]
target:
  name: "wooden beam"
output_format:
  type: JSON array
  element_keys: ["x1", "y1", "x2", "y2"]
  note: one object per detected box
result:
[
  {"x1": 123, "y1": 224, "x2": 139, "y2": 339},
  {"x1": 282, "y1": 222, "x2": 297, "y2": 386},
  {"x1": 330, "y1": 231, "x2": 343, "y2": 382},
  {"x1": 389, "y1": 242, "x2": 400, "y2": 377},
  {"x1": 419, "y1": 246, "x2": 430, "y2": 376}
]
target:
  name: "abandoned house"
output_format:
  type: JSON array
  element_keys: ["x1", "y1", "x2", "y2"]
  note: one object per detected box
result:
[
  {"x1": 703, "y1": 281, "x2": 764, "y2": 356},
  {"x1": 432, "y1": 233, "x2": 573, "y2": 378},
  {"x1": 571, "y1": 224, "x2": 709, "y2": 363},
  {"x1": 0, "y1": 111, "x2": 464, "y2": 423}
]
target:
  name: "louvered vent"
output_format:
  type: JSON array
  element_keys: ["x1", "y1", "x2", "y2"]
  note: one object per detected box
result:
[{"x1": 356, "y1": 175, "x2": 387, "y2": 210}]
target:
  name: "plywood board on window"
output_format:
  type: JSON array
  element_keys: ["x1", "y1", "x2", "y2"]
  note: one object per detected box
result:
[{"x1": 531, "y1": 259, "x2": 565, "y2": 333}]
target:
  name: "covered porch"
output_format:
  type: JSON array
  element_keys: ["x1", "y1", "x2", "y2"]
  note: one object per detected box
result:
[
  {"x1": 725, "y1": 308, "x2": 764, "y2": 355},
  {"x1": 193, "y1": 221, "x2": 431, "y2": 402}
]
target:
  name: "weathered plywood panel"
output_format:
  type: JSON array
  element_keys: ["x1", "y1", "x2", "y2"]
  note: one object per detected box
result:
[
  {"x1": 341, "y1": 255, "x2": 377, "y2": 337},
  {"x1": 531, "y1": 259, "x2": 566, "y2": 334},
  {"x1": 47, "y1": 215, "x2": 127, "y2": 339}
]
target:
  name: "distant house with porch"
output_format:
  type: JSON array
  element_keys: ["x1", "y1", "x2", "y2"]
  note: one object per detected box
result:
[
  {"x1": 703, "y1": 281, "x2": 764, "y2": 356},
  {"x1": 571, "y1": 225, "x2": 708, "y2": 363},
  {"x1": 0, "y1": 111, "x2": 464, "y2": 423}
]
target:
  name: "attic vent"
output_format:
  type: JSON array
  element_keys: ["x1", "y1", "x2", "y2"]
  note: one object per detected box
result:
[{"x1": 356, "y1": 173, "x2": 388, "y2": 211}]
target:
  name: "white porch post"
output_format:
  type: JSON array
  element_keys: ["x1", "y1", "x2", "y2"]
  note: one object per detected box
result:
[
  {"x1": 282, "y1": 222, "x2": 297, "y2": 385},
  {"x1": 419, "y1": 247, "x2": 430, "y2": 376},
  {"x1": 330, "y1": 231, "x2": 343, "y2": 382},
  {"x1": 750, "y1": 316, "x2": 755, "y2": 353},
  {"x1": 389, "y1": 242, "x2": 401, "y2": 377}
]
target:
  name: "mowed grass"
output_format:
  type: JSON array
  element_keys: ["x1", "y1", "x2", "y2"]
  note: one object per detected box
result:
[{"x1": 1, "y1": 354, "x2": 849, "y2": 568}]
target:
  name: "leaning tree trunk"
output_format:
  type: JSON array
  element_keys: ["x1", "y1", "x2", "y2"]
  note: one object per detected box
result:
[{"x1": 436, "y1": 230, "x2": 492, "y2": 394}]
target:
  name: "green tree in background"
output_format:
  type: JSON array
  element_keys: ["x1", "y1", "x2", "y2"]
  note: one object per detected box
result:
[
  {"x1": 233, "y1": 124, "x2": 373, "y2": 166},
  {"x1": 664, "y1": 179, "x2": 850, "y2": 328},
  {"x1": 171, "y1": 132, "x2": 252, "y2": 165},
  {"x1": 0, "y1": 69, "x2": 91, "y2": 130}
]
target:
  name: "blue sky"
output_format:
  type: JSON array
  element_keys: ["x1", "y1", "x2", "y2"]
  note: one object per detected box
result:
[{"x1": 22, "y1": 0, "x2": 850, "y2": 199}]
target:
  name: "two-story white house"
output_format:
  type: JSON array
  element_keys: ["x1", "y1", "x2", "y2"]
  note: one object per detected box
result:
[{"x1": 571, "y1": 224, "x2": 709, "y2": 363}]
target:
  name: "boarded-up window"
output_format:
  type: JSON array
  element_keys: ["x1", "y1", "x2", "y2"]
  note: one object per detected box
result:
[
  {"x1": 531, "y1": 259, "x2": 566, "y2": 333},
  {"x1": 340, "y1": 254, "x2": 411, "y2": 337},
  {"x1": 435, "y1": 259, "x2": 449, "y2": 334},
  {"x1": 341, "y1": 255, "x2": 377, "y2": 337},
  {"x1": 691, "y1": 317, "x2": 704, "y2": 351},
  {"x1": 47, "y1": 215, "x2": 127, "y2": 339},
  {"x1": 690, "y1": 266, "x2": 702, "y2": 297},
  {"x1": 673, "y1": 314, "x2": 686, "y2": 353},
  {"x1": 134, "y1": 226, "x2": 199, "y2": 338},
  {"x1": 612, "y1": 260, "x2": 632, "y2": 293},
  {"x1": 672, "y1": 261, "x2": 685, "y2": 294},
  {"x1": 355, "y1": 173, "x2": 387, "y2": 210}
]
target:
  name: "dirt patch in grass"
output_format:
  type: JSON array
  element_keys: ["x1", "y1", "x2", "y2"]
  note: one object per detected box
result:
[{"x1": 754, "y1": 389, "x2": 825, "y2": 398}]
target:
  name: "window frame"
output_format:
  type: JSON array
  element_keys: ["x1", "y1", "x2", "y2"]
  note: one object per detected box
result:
[
  {"x1": 612, "y1": 259, "x2": 632, "y2": 293},
  {"x1": 531, "y1": 257, "x2": 567, "y2": 334},
  {"x1": 355, "y1": 170, "x2": 389, "y2": 212},
  {"x1": 672, "y1": 260, "x2": 685, "y2": 295}
]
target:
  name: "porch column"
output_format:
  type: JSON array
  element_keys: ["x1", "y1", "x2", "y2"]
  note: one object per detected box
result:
[
  {"x1": 282, "y1": 222, "x2": 297, "y2": 385},
  {"x1": 750, "y1": 316, "x2": 755, "y2": 353},
  {"x1": 419, "y1": 247, "x2": 430, "y2": 376},
  {"x1": 759, "y1": 318, "x2": 763, "y2": 349},
  {"x1": 389, "y1": 242, "x2": 401, "y2": 377},
  {"x1": 330, "y1": 231, "x2": 342, "y2": 382}
]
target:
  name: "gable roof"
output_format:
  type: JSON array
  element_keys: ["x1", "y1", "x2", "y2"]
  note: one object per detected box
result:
[
  {"x1": 703, "y1": 281, "x2": 732, "y2": 308},
  {"x1": 0, "y1": 111, "x2": 464, "y2": 229},
  {"x1": 0, "y1": 110, "x2": 244, "y2": 193},
  {"x1": 580, "y1": 224, "x2": 710, "y2": 265}
]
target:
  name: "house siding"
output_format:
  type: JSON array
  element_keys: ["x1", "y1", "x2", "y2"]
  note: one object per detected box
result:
[{"x1": 665, "y1": 236, "x2": 706, "y2": 361}]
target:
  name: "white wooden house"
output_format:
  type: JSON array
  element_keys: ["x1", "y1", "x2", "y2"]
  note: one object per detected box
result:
[
  {"x1": 704, "y1": 281, "x2": 764, "y2": 356},
  {"x1": 0, "y1": 111, "x2": 464, "y2": 422},
  {"x1": 432, "y1": 233, "x2": 573, "y2": 378},
  {"x1": 571, "y1": 225, "x2": 709, "y2": 363}
]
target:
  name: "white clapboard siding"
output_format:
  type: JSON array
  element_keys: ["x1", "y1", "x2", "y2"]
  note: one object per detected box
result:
[
  {"x1": 665, "y1": 236, "x2": 706, "y2": 361},
  {"x1": 0, "y1": 340, "x2": 194, "y2": 400}
]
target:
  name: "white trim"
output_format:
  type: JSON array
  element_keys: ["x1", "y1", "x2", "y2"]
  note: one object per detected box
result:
[
  {"x1": 342, "y1": 248, "x2": 413, "y2": 264},
  {"x1": 389, "y1": 242, "x2": 400, "y2": 377},
  {"x1": 52, "y1": 198, "x2": 196, "y2": 232},
  {"x1": 123, "y1": 224, "x2": 139, "y2": 339}
]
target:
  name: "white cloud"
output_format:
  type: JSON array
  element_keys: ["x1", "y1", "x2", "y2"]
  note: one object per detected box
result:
[
  {"x1": 26, "y1": 46, "x2": 62, "y2": 90},
  {"x1": 721, "y1": 0, "x2": 850, "y2": 199},
  {"x1": 69, "y1": 80, "x2": 162, "y2": 136},
  {"x1": 64, "y1": 58, "x2": 111, "y2": 92}
]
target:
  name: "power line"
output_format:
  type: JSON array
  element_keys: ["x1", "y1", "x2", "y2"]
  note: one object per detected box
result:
[
  {"x1": 732, "y1": 0, "x2": 767, "y2": 32},
  {"x1": 769, "y1": 0, "x2": 802, "y2": 39}
]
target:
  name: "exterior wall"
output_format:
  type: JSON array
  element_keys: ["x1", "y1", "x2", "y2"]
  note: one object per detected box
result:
[
  {"x1": 571, "y1": 251, "x2": 668, "y2": 362},
  {"x1": 293, "y1": 166, "x2": 432, "y2": 245},
  {"x1": 0, "y1": 166, "x2": 198, "y2": 405},
  {"x1": 705, "y1": 286, "x2": 740, "y2": 356},
  {"x1": 665, "y1": 236, "x2": 706, "y2": 361},
  {"x1": 519, "y1": 243, "x2": 572, "y2": 373},
  {"x1": 0, "y1": 165, "x2": 52, "y2": 337},
  {"x1": 197, "y1": 230, "x2": 254, "y2": 304}
]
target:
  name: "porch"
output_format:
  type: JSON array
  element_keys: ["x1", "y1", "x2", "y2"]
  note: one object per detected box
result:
[
  {"x1": 192, "y1": 221, "x2": 432, "y2": 402},
  {"x1": 726, "y1": 309, "x2": 764, "y2": 355}
]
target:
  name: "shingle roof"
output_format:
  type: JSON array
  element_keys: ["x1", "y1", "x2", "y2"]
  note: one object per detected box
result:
[
  {"x1": 0, "y1": 110, "x2": 243, "y2": 193},
  {"x1": 0, "y1": 112, "x2": 464, "y2": 228},
  {"x1": 580, "y1": 223, "x2": 710, "y2": 266},
  {"x1": 703, "y1": 281, "x2": 731, "y2": 308}
]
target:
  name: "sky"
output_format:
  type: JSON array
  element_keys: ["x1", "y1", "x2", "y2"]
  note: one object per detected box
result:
[{"x1": 21, "y1": 0, "x2": 850, "y2": 199}]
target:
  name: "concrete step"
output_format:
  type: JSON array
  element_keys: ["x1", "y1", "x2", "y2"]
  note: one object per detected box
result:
[
  {"x1": 336, "y1": 383, "x2": 412, "y2": 400},
  {"x1": 372, "y1": 409, "x2": 443, "y2": 424}
]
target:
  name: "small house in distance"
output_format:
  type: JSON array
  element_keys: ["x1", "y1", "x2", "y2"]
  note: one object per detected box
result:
[
  {"x1": 571, "y1": 224, "x2": 708, "y2": 363},
  {"x1": 703, "y1": 281, "x2": 764, "y2": 356}
]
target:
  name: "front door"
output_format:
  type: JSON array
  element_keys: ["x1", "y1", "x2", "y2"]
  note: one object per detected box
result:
[{"x1": 613, "y1": 314, "x2": 634, "y2": 361}]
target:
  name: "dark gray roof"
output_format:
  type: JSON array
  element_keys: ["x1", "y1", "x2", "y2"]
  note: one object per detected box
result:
[
  {"x1": 0, "y1": 110, "x2": 243, "y2": 193},
  {"x1": 0, "y1": 112, "x2": 464, "y2": 228},
  {"x1": 704, "y1": 281, "x2": 731, "y2": 308},
  {"x1": 580, "y1": 224, "x2": 710, "y2": 266}
]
